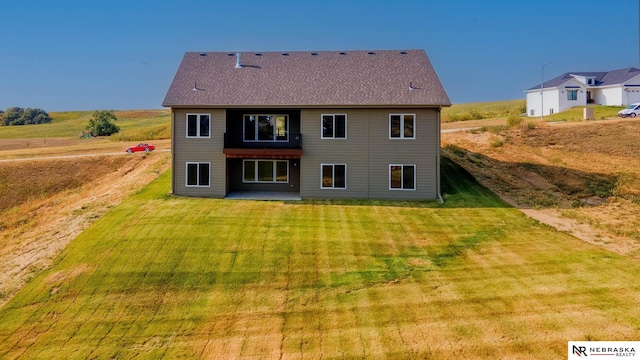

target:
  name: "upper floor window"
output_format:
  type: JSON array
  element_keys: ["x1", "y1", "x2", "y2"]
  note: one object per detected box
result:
[
  {"x1": 186, "y1": 162, "x2": 210, "y2": 187},
  {"x1": 244, "y1": 115, "x2": 288, "y2": 141},
  {"x1": 321, "y1": 114, "x2": 346, "y2": 139},
  {"x1": 567, "y1": 90, "x2": 578, "y2": 101},
  {"x1": 389, "y1": 114, "x2": 415, "y2": 139},
  {"x1": 389, "y1": 164, "x2": 415, "y2": 190},
  {"x1": 321, "y1": 164, "x2": 346, "y2": 189},
  {"x1": 187, "y1": 114, "x2": 210, "y2": 138}
]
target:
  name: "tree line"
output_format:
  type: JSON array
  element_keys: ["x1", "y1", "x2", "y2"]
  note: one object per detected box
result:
[{"x1": 2, "y1": 107, "x2": 52, "y2": 126}]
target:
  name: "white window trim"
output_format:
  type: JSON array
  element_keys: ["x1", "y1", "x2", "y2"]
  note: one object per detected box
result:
[
  {"x1": 242, "y1": 159, "x2": 289, "y2": 183},
  {"x1": 185, "y1": 162, "x2": 211, "y2": 187},
  {"x1": 186, "y1": 113, "x2": 211, "y2": 138},
  {"x1": 242, "y1": 114, "x2": 289, "y2": 142},
  {"x1": 389, "y1": 164, "x2": 416, "y2": 191},
  {"x1": 321, "y1": 114, "x2": 347, "y2": 139},
  {"x1": 320, "y1": 163, "x2": 347, "y2": 189},
  {"x1": 389, "y1": 114, "x2": 416, "y2": 140}
]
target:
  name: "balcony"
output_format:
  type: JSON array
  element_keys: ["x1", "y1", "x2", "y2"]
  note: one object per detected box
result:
[
  {"x1": 223, "y1": 133, "x2": 303, "y2": 159},
  {"x1": 224, "y1": 133, "x2": 302, "y2": 149}
]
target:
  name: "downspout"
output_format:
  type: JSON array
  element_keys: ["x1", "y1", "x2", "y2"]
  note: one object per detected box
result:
[
  {"x1": 170, "y1": 108, "x2": 176, "y2": 195},
  {"x1": 437, "y1": 107, "x2": 444, "y2": 203},
  {"x1": 367, "y1": 109, "x2": 370, "y2": 199}
]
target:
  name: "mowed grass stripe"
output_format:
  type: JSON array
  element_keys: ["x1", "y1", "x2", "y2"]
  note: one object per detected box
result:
[{"x1": 1, "y1": 162, "x2": 640, "y2": 358}]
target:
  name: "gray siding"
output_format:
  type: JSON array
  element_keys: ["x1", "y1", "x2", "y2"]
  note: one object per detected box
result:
[
  {"x1": 301, "y1": 109, "x2": 369, "y2": 199},
  {"x1": 367, "y1": 109, "x2": 439, "y2": 200},
  {"x1": 300, "y1": 108, "x2": 440, "y2": 200},
  {"x1": 171, "y1": 107, "x2": 441, "y2": 200},
  {"x1": 172, "y1": 108, "x2": 226, "y2": 197}
]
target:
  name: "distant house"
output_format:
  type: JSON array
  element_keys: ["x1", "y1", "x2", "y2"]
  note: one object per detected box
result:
[
  {"x1": 162, "y1": 50, "x2": 450, "y2": 200},
  {"x1": 525, "y1": 67, "x2": 640, "y2": 116}
]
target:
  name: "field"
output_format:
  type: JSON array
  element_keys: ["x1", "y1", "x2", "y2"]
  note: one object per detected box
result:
[
  {"x1": 0, "y1": 110, "x2": 170, "y2": 140},
  {"x1": 0, "y1": 110, "x2": 171, "y2": 161},
  {"x1": 441, "y1": 100, "x2": 624, "y2": 124},
  {"x1": 443, "y1": 118, "x2": 640, "y2": 258},
  {"x1": 1, "y1": 104, "x2": 640, "y2": 358},
  {"x1": 441, "y1": 100, "x2": 525, "y2": 122}
]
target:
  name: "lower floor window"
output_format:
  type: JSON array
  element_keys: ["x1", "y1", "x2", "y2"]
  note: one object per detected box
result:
[
  {"x1": 186, "y1": 162, "x2": 210, "y2": 187},
  {"x1": 321, "y1": 164, "x2": 346, "y2": 189},
  {"x1": 389, "y1": 164, "x2": 415, "y2": 190},
  {"x1": 243, "y1": 160, "x2": 288, "y2": 183}
]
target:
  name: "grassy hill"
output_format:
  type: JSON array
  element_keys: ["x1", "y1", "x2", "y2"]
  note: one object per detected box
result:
[
  {"x1": 1, "y1": 159, "x2": 639, "y2": 358},
  {"x1": 0, "y1": 109, "x2": 170, "y2": 140},
  {"x1": 441, "y1": 99, "x2": 624, "y2": 123},
  {"x1": 441, "y1": 100, "x2": 526, "y2": 122}
]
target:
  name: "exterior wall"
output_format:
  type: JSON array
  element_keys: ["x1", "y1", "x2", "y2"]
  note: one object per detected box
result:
[
  {"x1": 526, "y1": 88, "x2": 560, "y2": 117},
  {"x1": 558, "y1": 81, "x2": 586, "y2": 113},
  {"x1": 300, "y1": 109, "x2": 370, "y2": 199},
  {"x1": 171, "y1": 107, "x2": 441, "y2": 201},
  {"x1": 598, "y1": 87, "x2": 624, "y2": 106},
  {"x1": 300, "y1": 108, "x2": 440, "y2": 200},
  {"x1": 525, "y1": 91, "x2": 540, "y2": 117},
  {"x1": 172, "y1": 108, "x2": 226, "y2": 197},
  {"x1": 526, "y1": 79, "x2": 595, "y2": 116},
  {"x1": 367, "y1": 108, "x2": 439, "y2": 200}
]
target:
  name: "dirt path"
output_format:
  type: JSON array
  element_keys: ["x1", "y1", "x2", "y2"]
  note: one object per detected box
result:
[{"x1": 0, "y1": 152, "x2": 171, "y2": 308}]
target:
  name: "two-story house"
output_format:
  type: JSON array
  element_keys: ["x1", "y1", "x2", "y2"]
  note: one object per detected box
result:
[{"x1": 162, "y1": 50, "x2": 450, "y2": 200}]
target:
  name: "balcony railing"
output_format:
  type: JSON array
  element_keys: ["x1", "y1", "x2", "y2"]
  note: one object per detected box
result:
[{"x1": 224, "y1": 133, "x2": 302, "y2": 149}]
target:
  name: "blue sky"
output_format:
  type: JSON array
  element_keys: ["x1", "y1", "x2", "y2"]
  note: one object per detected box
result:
[{"x1": 0, "y1": 0, "x2": 637, "y2": 111}]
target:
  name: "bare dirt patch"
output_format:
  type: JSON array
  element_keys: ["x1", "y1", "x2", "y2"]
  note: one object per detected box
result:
[
  {"x1": 0, "y1": 156, "x2": 131, "y2": 212},
  {"x1": 443, "y1": 119, "x2": 640, "y2": 257},
  {"x1": 0, "y1": 152, "x2": 170, "y2": 307}
]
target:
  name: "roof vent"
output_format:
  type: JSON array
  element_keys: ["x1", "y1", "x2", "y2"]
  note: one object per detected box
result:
[
  {"x1": 400, "y1": 51, "x2": 408, "y2": 55},
  {"x1": 367, "y1": 51, "x2": 376, "y2": 55},
  {"x1": 199, "y1": 53, "x2": 207, "y2": 57},
  {"x1": 255, "y1": 53, "x2": 262, "y2": 56},
  {"x1": 227, "y1": 53, "x2": 234, "y2": 56},
  {"x1": 282, "y1": 52, "x2": 289, "y2": 56},
  {"x1": 311, "y1": 52, "x2": 318, "y2": 56},
  {"x1": 339, "y1": 52, "x2": 347, "y2": 55},
  {"x1": 235, "y1": 52, "x2": 242, "y2": 68}
]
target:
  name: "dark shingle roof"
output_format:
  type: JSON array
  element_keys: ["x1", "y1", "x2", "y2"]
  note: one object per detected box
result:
[
  {"x1": 162, "y1": 50, "x2": 450, "y2": 107},
  {"x1": 528, "y1": 67, "x2": 640, "y2": 90}
]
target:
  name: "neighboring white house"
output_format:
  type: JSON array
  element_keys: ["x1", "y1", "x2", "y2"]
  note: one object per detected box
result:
[{"x1": 525, "y1": 67, "x2": 640, "y2": 117}]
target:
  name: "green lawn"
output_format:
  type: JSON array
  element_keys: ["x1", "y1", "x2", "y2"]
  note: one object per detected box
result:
[
  {"x1": 1, "y1": 159, "x2": 639, "y2": 359},
  {"x1": 543, "y1": 105, "x2": 624, "y2": 122}
]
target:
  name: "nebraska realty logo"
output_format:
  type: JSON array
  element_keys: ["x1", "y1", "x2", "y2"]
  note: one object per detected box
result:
[{"x1": 569, "y1": 341, "x2": 639, "y2": 358}]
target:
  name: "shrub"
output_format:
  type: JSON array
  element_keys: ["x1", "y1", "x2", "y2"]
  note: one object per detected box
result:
[
  {"x1": 490, "y1": 135, "x2": 505, "y2": 147},
  {"x1": 507, "y1": 114, "x2": 523, "y2": 127},
  {"x1": 86, "y1": 110, "x2": 120, "y2": 137}
]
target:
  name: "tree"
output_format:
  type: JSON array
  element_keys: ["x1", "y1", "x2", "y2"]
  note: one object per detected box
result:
[
  {"x1": 86, "y1": 110, "x2": 120, "y2": 137},
  {"x1": 3, "y1": 107, "x2": 24, "y2": 125},
  {"x1": 2, "y1": 107, "x2": 51, "y2": 126}
]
